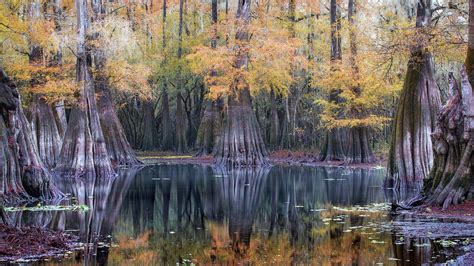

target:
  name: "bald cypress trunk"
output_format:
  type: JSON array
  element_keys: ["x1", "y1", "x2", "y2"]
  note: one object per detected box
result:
[
  {"x1": 196, "y1": 100, "x2": 221, "y2": 156},
  {"x1": 344, "y1": 0, "x2": 374, "y2": 164},
  {"x1": 213, "y1": 0, "x2": 269, "y2": 166},
  {"x1": 466, "y1": 0, "x2": 474, "y2": 83},
  {"x1": 420, "y1": 71, "x2": 474, "y2": 209},
  {"x1": 386, "y1": 0, "x2": 441, "y2": 191},
  {"x1": 175, "y1": 0, "x2": 188, "y2": 154},
  {"x1": 29, "y1": 96, "x2": 63, "y2": 169},
  {"x1": 0, "y1": 69, "x2": 61, "y2": 201},
  {"x1": 196, "y1": 0, "x2": 220, "y2": 156},
  {"x1": 405, "y1": 0, "x2": 474, "y2": 209},
  {"x1": 55, "y1": 0, "x2": 114, "y2": 179},
  {"x1": 318, "y1": 0, "x2": 346, "y2": 162}
]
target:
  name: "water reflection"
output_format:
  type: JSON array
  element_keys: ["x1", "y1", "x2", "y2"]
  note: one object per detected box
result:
[{"x1": 11, "y1": 164, "x2": 467, "y2": 265}]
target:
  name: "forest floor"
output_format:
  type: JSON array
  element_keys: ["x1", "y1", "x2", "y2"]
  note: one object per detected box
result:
[
  {"x1": 0, "y1": 223, "x2": 79, "y2": 263},
  {"x1": 136, "y1": 150, "x2": 387, "y2": 169}
]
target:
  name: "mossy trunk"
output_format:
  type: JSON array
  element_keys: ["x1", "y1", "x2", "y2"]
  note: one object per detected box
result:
[
  {"x1": 29, "y1": 96, "x2": 63, "y2": 169},
  {"x1": 0, "y1": 69, "x2": 61, "y2": 201},
  {"x1": 386, "y1": 51, "x2": 441, "y2": 191},
  {"x1": 214, "y1": 84, "x2": 269, "y2": 166},
  {"x1": 421, "y1": 70, "x2": 474, "y2": 209}
]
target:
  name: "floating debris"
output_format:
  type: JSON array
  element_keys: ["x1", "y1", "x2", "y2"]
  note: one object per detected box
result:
[{"x1": 5, "y1": 204, "x2": 90, "y2": 212}]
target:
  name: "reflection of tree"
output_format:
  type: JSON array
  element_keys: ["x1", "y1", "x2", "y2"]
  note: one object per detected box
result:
[
  {"x1": 213, "y1": 166, "x2": 269, "y2": 257},
  {"x1": 52, "y1": 167, "x2": 139, "y2": 263}
]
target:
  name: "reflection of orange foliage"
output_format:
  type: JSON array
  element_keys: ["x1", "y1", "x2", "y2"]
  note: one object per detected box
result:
[{"x1": 108, "y1": 231, "x2": 157, "y2": 265}]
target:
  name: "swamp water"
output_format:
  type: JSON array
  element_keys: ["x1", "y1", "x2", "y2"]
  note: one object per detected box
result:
[{"x1": 7, "y1": 164, "x2": 473, "y2": 265}]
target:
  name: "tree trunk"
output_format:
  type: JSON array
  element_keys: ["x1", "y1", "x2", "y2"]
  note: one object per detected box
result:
[
  {"x1": 421, "y1": 70, "x2": 474, "y2": 209},
  {"x1": 161, "y1": 90, "x2": 174, "y2": 150},
  {"x1": 55, "y1": 0, "x2": 114, "y2": 179},
  {"x1": 96, "y1": 80, "x2": 140, "y2": 165},
  {"x1": 175, "y1": 0, "x2": 187, "y2": 153},
  {"x1": 269, "y1": 89, "x2": 280, "y2": 148},
  {"x1": 213, "y1": 84, "x2": 269, "y2": 166},
  {"x1": 385, "y1": 0, "x2": 441, "y2": 191},
  {"x1": 213, "y1": 0, "x2": 269, "y2": 166},
  {"x1": 29, "y1": 96, "x2": 63, "y2": 169},
  {"x1": 465, "y1": 0, "x2": 474, "y2": 83},
  {"x1": 89, "y1": 0, "x2": 139, "y2": 165},
  {"x1": 176, "y1": 92, "x2": 188, "y2": 153},
  {"x1": 345, "y1": 127, "x2": 374, "y2": 164},
  {"x1": 196, "y1": 100, "x2": 221, "y2": 156},
  {"x1": 318, "y1": 0, "x2": 346, "y2": 162},
  {"x1": 344, "y1": 0, "x2": 374, "y2": 164},
  {"x1": 195, "y1": 0, "x2": 219, "y2": 156},
  {"x1": 0, "y1": 69, "x2": 61, "y2": 201}
]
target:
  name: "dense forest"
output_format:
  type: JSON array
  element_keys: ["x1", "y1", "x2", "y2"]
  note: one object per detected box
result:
[{"x1": 0, "y1": 0, "x2": 473, "y2": 263}]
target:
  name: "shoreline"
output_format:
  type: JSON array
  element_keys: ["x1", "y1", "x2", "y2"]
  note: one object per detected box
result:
[{"x1": 136, "y1": 150, "x2": 387, "y2": 169}]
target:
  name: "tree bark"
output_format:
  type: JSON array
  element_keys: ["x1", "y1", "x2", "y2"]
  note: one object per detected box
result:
[
  {"x1": 196, "y1": 100, "x2": 221, "y2": 156},
  {"x1": 29, "y1": 96, "x2": 63, "y2": 169},
  {"x1": 55, "y1": 0, "x2": 114, "y2": 179},
  {"x1": 161, "y1": 90, "x2": 174, "y2": 150},
  {"x1": 196, "y1": 0, "x2": 219, "y2": 156},
  {"x1": 90, "y1": 0, "x2": 140, "y2": 165},
  {"x1": 174, "y1": 0, "x2": 188, "y2": 153},
  {"x1": 344, "y1": 0, "x2": 374, "y2": 164},
  {"x1": 213, "y1": 0, "x2": 269, "y2": 166},
  {"x1": 318, "y1": 0, "x2": 346, "y2": 162},
  {"x1": 385, "y1": 0, "x2": 441, "y2": 191},
  {"x1": 421, "y1": 70, "x2": 474, "y2": 209},
  {"x1": 466, "y1": 0, "x2": 474, "y2": 83},
  {"x1": 0, "y1": 69, "x2": 61, "y2": 201},
  {"x1": 269, "y1": 89, "x2": 280, "y2": 148}
]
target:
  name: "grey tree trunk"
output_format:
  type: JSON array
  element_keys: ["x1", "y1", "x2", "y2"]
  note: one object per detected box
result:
[
  {"x1": 213, "y1": 0, "x2": 269, "y2": 166},
  {"x1": 0, "y1": 69, "x2": 61, "y2": 201},
  {"x1": 318, "y1": 0, "x2": 346, "y2": 162},
  {"x1": 421, "y1": 70, "x2": 474, "y2": 209},
  {"x1": 344, "y1": 0, "x2": 374, "y2": 164},
  {"x1": 55, "y1": 0, "x2": 114, "y2": 179},
  {"x1": 386, "y1": 0, "x2": 441, "y2": 191}
]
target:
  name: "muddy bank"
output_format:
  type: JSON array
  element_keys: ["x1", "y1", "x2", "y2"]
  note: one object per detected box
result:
[
  {"x1": 0, "y1": 223, "x2": 78, "y2": 262},
  {"x1": 136, "y1": 150, "x2": 387, "y2": 169}
]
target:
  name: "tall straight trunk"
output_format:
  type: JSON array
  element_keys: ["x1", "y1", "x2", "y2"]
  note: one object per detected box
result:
[
  {"x1": 196, "y1": 0, "x2": 219, "y2": 156},
  {"x1": 118, "y1": 99, "x2": 158, "y2": 150},
  {"x1": 161, "y1": 90, "x2": 174, "y2": 150},
  {"x1": 55, "y1": 0, "x2": 114, "y2": 179},
  {"x1": 318, "y1": 0, "x2": 346, "y2": 162},
  {"x1": 466, "y1": 0, "x2": 474, "y2": 83},
  {"x1": 269, "y1": 89, "x2": 280, "y2": 147},
  {"x1": 160, "y1": 0, "x2": 174, "y2": 151},
  {"x1": 386, "y1": 0, "x2": 441, "y2": 191},
  {"x1": 213, "y1": 0, "x2": 269, "y2": 166},
  {"x1": 0, "y1": 69, "x2": 61, "y2": 201},
  {"x1": 91, "y1": 0, "x2": 140, "y2": 165},
  {"x1": 175, "y1": 0, "x2": 187, "y2": 153},
  {"x1": 345, "y1": 0, "x2": 374, "y2": 164}
]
